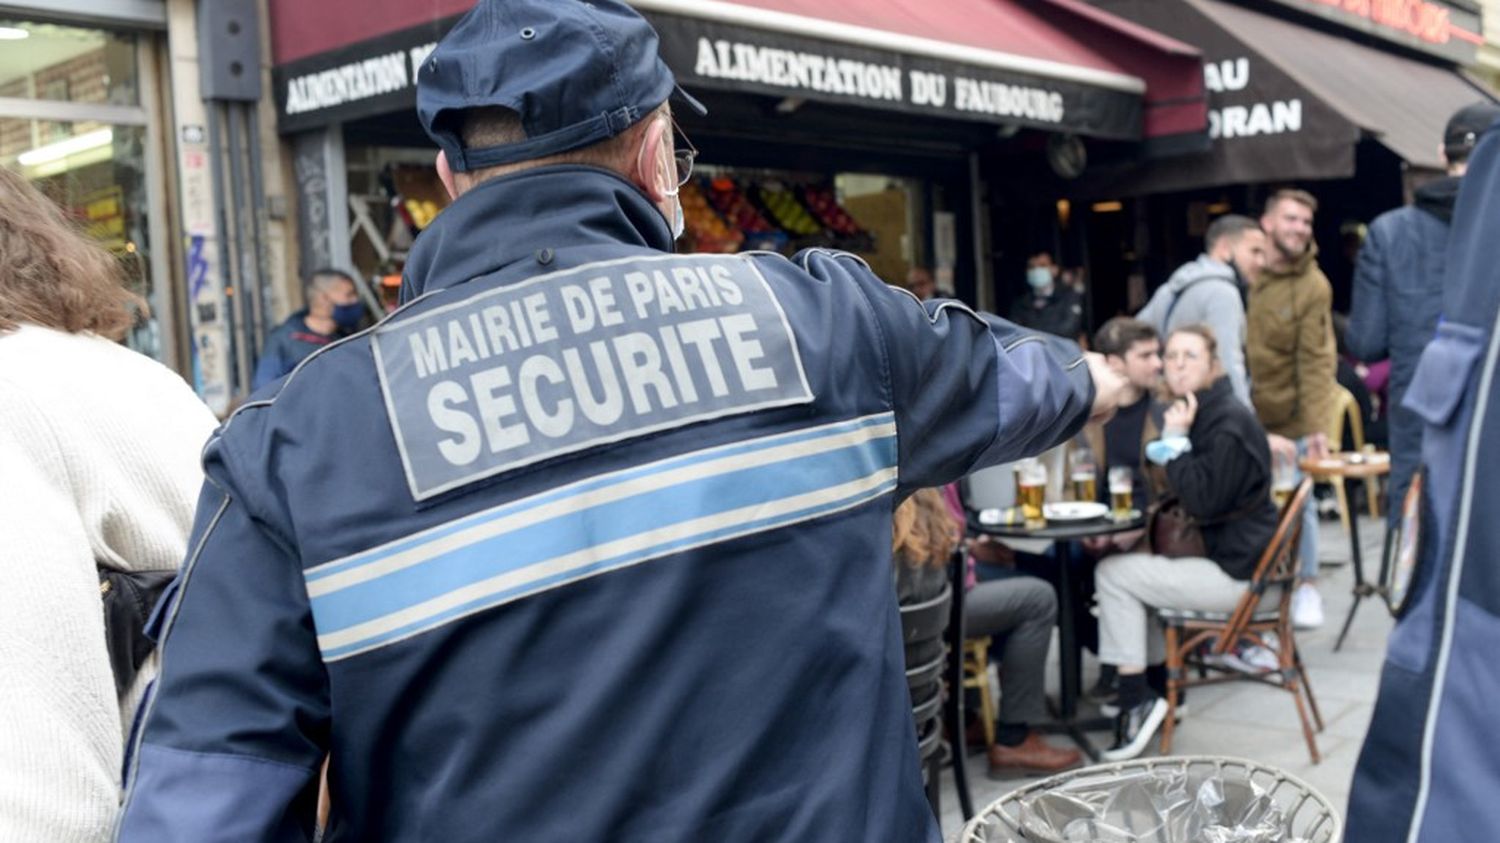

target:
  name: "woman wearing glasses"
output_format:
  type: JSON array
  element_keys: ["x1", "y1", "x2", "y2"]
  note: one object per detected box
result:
[{"x1": 1093, "y1": 325, "x2": 1279, "y2": 761}]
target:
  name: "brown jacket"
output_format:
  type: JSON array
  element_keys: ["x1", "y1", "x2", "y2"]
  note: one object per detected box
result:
[{"x1": 1246, "y1": 245, "x2": 1337, "y2": 439}]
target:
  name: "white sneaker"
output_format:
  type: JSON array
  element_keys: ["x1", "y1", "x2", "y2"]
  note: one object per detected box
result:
[{"x1": 1292, "y1": 583, "x2": 1325, "y2": 630}]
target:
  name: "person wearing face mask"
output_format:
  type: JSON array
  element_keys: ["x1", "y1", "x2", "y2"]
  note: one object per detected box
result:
[
  {"x1": 114, "y1": 1, "x2": 1134, "y2": 840},
  {"x1": 1137, "y1": 215, "x2": 1266, "y2": 408},
  {"x1": 1009, "y1": 251, "x2": 1084, "y2": 341},
  {"x1": 251, "y1": 268, "x2": 365, "y2": 390}
]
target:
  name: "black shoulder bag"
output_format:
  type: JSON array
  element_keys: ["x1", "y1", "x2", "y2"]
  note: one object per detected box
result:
[{"x1": 98, "y1": 567, "x2": 175, "y2": 697}]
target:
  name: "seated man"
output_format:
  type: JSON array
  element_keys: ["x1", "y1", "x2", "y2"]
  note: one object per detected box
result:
[{"x1": 898, "y1": 489, "x2": 1082, "y2": 777}]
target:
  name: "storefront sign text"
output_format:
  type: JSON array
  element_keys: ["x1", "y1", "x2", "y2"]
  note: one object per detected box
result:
[
  {"x1": 1260, "y1": 0, "x2": 1480, "y2": 62},
  {"x1": 1204, "y1": 58, "x2": 1302, "y2": 139},
  {"x1": 273, "y1": 12, "x2": 1138, "y2": 140},
  {"x1": 691, "y1": 37, "x2": 1069, "y2": 125},
  {"x1": 284, "y1": 43, "x2": 437, "y2": 116}
]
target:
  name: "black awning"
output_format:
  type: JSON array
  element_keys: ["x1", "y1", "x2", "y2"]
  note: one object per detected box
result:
[
  {"x1": 642, "y1": 7, "x2": 1143, "y2": 141},
  {"x1": 1200, "y1": 0, "x2": 1495, "y2": 171},
  {"x1": 1084, "y1": 0, "x2": 1360, "y2": 194},
  {"x1": 1081, "y1": 0, "x2": 1496, "y2": 195},
  {"x1": 271, "y1": 1, "x2": 1152, "y2": 141}
]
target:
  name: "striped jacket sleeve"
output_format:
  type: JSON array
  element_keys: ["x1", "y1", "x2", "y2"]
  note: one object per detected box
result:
[{"x1": 800, "y1": 250, "x2": 1094, "y2": 492}]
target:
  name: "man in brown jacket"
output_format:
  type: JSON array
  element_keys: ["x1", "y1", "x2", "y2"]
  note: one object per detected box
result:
[{"x1": 1248, "y1": 188, "x2": 1334, "y2": 629}]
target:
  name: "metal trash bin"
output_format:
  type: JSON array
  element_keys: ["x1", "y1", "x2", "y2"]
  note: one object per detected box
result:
[{"x1": 956, "y1": 756, "x2": 1341, "y2": 843}]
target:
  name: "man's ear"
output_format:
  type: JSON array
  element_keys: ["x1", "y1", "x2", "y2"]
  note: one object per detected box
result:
[
  {"x1": 632, "y1": 117, "x2": 672, "y2": 205},
  {"x1": 436, "y1": 150, "x2": 459, "y2": 201}
]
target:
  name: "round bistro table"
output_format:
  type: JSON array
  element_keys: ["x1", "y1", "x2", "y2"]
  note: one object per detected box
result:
[{"x1": 968, "y1": 509, "x2": 1147, "y2": 760}]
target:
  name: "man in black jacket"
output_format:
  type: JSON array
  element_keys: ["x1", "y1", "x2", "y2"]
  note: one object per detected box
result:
[{"x1": 1348, "y1": 101, "x2": 1500, "y2": 522}]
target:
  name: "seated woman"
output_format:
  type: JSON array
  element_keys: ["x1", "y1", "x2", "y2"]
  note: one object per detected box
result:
[
  {"x1": 1094, "y1": 325, "x2": 1279, "y2": 761},
  {"x1": 893, "y1": 489, "x2": 1081, "y2": 776}
]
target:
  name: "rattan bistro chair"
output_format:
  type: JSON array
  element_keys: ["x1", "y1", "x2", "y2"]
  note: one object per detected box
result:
[
  {"x1": 900, "y1": 582, "x2": 953, "y2": 825},
  {"x1": 1155, "y1": 479, "x2": 1326, "y2": 763}
]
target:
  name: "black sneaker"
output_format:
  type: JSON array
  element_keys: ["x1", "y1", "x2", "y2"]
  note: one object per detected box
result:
[
  {"x1": 1100, "y1": 689, "x2": 1186, "y2": 720},
  {"x1": 1086, "y1": 671, "x2": 1118, "y2": 704},
  {"x1": 1100, "y1": 696, "x2": 1169, "y2": 762}
]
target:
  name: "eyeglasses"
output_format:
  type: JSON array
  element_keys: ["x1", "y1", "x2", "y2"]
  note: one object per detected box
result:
[
  {"x1": 669, "y1": 115, "x2": 697, "y2": 187},
  {"x1": 1163, "y1": 350, "x2": 1203, "y2": 364}
]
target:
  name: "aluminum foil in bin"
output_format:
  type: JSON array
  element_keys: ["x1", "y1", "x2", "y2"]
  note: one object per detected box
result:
[{"x1": 958, "y1": 757, "x2": 1340, "y2": 843}]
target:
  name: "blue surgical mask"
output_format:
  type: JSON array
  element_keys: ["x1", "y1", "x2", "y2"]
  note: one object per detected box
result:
[
  {"x1": 332, "y1": 301, "x2": 364, "y2": 331},
  {"x1": 1026, "y1": 267, "x2": 1053, "y2": 290}
]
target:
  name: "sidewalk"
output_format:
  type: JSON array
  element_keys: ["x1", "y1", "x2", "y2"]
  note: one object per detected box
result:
[{"x1": 939, "y1": 514, "x2": 1392, "y2": 838}]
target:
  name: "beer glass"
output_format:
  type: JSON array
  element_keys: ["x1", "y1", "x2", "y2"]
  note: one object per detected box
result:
[
  {"x1": 1108, "y1": 466, "x2": 1134, "y2": 520},
  {"x1": 1272, "y1": 451, "x2": 1297, "y2": 510},
  {"x1": 1069, "y1": 448, "x2": 1097, "y2": 503},
  {"x1": 1018, "y1": 459, "x2": 1047, "y2": 529}
]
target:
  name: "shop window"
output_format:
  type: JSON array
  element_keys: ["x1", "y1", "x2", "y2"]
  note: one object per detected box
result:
[
  {"x1": 2, "y1": 116, "x2": 154, "y2": 356},
  {"x1": 0, "y1": 21, "x2": 139, "y2": 106},
  {"x1": 679, "y1": 165, "x2": 925, "y2": 287}
]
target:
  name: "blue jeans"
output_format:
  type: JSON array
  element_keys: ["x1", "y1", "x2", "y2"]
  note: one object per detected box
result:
[{"x1": 1296, "y1": 437, "x2": 1320, "y2": 579}]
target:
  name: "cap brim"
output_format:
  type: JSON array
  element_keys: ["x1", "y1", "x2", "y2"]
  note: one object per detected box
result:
[{"x1": 673, "y1": 84, "x2": 707, "y2": 116}]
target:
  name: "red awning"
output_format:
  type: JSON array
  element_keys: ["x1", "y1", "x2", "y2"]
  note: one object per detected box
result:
[
  {"x1": 269, "y1": 0, "x2": 1205, "y2": 143},
  {"x1": 633, "y1": 0, "x2": 1207, "y2": 141}
]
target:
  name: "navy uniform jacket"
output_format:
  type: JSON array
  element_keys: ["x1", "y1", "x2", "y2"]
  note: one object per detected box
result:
[
  {"x1": 116, "y1": 167, "x2": 1093, "y2": 842},
  {"x1": 1346, "y1": 177, "x2": 1458, "y2": 525},
  {"x1": 251, "y1": 310, "x2": 342, "y2": 391},
  {"x1": 1348, "y1": 124, "x2": 1500, "y2": 842}
]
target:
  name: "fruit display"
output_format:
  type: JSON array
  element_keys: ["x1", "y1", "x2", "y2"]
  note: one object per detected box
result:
[
  {"x1": 705, "y1": 177, "x2": 776, "y2": 233},
  {"x1": 755, "y1": 183, "x2": 823, "y2": 237},
  {"x1": 799, "y1": 184, "x2": 864, "y2": 238},
  {"x1": 680, "y1": 181, "x2": 744, "y2": 253},
  {"x1": 704, "y1": 177, "x2": 787, "y2": 252}
]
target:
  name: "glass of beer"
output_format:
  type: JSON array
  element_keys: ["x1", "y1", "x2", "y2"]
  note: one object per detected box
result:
[
  {"x1": 1069, "y1": 449, "x2": 1097, "y2": 503},
  {"x1": 1018, "y1": 459, "x2": 1047, "y2": 529},
  {"x1": 1108, "y1": 466, "x2": 1134, "y2": 520},
  {"x1": 1272, "y1": 452, "x2": 1297, "y2": 510}
]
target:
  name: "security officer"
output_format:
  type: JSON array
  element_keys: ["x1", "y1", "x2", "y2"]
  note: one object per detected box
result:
[{"x1": 115, "y1": 1, "x2": 1127, "y2": 840}]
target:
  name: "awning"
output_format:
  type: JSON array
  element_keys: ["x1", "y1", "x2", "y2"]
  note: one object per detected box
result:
[
  {"x1": 1199, "y1": 0, "x2": 1494, "y2": 170},
  {"x1": 268, "y1": 0, "x2": 1206, "y2": 144},
  {"x1": 635, "y1": 0, "x2": 1205, "y2": 142},
  {"x1": 1084, "y1": 0, "x2": 1497, "y2": 194}
]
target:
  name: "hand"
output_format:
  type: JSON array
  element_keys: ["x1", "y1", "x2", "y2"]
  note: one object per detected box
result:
[
  {"x1": 1306, "y1": 431, "x2": 1331, "y2": 461},
  {"x1": 1267, "y1": 433, "x2": 1298, "y2": 464},
  {"x1": 1081, "y1": 535, "x2": 1113, "y2": 557},
  {"x1": 1163, "y1": 392, "x2": 1197, "y2": 435},
  {"x1": 1112, "y1": 528, "x2": 1146, "y2": 552},
  {"x1": 1085, "y1": 352, "x2": 1129, "y2": 425}
]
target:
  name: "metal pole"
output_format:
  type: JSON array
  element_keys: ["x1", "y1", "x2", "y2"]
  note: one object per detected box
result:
[
  {"x1": 205, "y1": 102, "x2": 244, "y2": 394},
  {"x1": 225, "y1": 103, "x2": 260, "y2": 368},
  {"x1": 969, "y1": 152, "x2": 992, "y2": 313},
  {"x1": 246, "y1": 105, "x2": 275, "y2": 336}
]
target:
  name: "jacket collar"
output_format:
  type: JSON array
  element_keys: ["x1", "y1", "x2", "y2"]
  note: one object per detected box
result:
[
  {"x1": 1194, "y1": 376, "x2": 1236, "y2": 413},
  {"x1": 400, "y1": 165, "x2": 675, "y2": 302},
  {"x1": 1264, "y1": 240, "x2": 1319, "y2": 280}
]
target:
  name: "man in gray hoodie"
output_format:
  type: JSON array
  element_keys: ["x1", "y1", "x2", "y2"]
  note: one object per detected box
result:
[{"x1": 1137, "y1": 215, "x2": 1267, "y2": 406}]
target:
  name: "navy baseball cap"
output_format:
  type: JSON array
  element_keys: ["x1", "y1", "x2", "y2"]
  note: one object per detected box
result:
[
  {"x1": 417, "y1": 0, "x2": 706, "y2": 173},
  {"x1": 1444, "y1": 101, "x2": 1500, "y2": 159}
]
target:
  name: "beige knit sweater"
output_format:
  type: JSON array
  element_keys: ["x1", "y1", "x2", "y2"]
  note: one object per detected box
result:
[{"x1": 0, "y1": 326, "x2": 218, "y2": 842}]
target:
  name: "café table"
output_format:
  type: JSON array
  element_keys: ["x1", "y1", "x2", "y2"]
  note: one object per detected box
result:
[
  {"x1": 1301, "y1": 451, "x2": 1392, "y2": 651},
  {"x1": 967, "y1": 506, "x2": 1146, "y2": 760}
]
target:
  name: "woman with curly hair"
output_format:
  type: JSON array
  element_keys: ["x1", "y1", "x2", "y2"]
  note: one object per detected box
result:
[
  {"x1": 893, "y1": 488, "x2": 1080, "y2": 777},
  {"x1": 0, "y1": 168, "x2": 218, "y2": 841}
]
